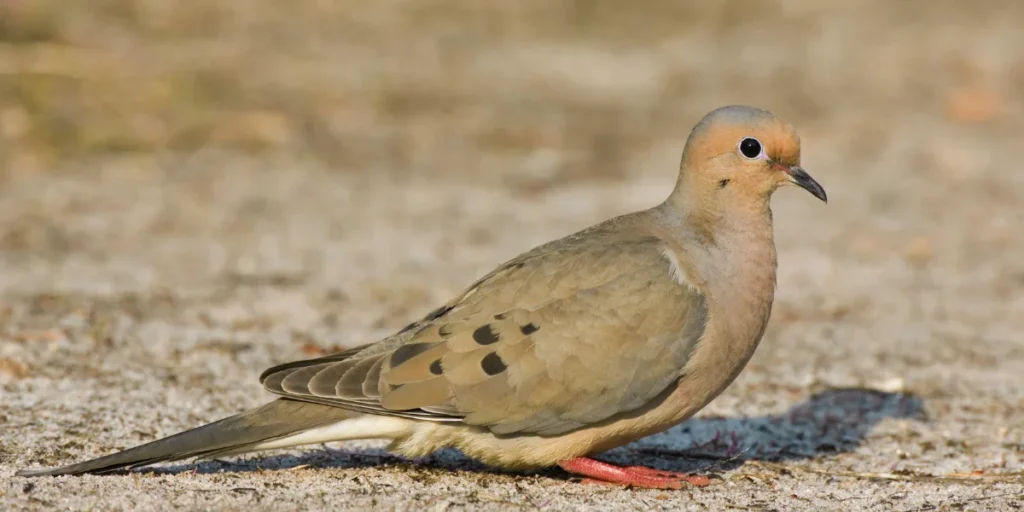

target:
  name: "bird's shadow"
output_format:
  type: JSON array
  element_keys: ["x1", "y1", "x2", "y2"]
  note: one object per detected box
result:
[{"x1": 151, "y1": 387, "x2": 924, "y2": 480}]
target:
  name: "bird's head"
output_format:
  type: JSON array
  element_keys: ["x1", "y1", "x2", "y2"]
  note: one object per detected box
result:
[{"x1": 675, "y1": 105, "x2": 826, "y2": 207}]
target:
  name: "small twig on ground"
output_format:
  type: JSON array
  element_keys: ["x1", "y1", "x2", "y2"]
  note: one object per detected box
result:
[{"x1": 636, "y1": 447, "x2": 749, "y2": 462}]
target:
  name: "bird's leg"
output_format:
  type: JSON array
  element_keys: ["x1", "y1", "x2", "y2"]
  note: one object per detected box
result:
[{"x1": 557, "y1": 457, "x2": 711, "y2": 489}]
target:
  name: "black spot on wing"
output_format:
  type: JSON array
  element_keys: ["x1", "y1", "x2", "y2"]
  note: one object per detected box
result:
[
  {"x1": 480, "y1": 352, "x2": 507, "y2": 376},
  {"x1": 390, "y1": 342, "x2": 438, "y2": 367},
  {"x1": 426, "y1": 303, "x2": 455, "y2": 321},
  {"x1": 520, "y1": 323, "x2": 539, "y2": 335},
  {"x1": 429, "y1": 359, "x2": 443, "y2": 375},
  {"x1": 472, "y1": 325, "x2": 500, "y2": 345}
]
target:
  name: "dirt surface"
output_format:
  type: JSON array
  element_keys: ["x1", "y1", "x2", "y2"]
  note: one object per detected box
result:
[{"x1": 2, "y1": 2, "x2": 1024, "y2": 510}]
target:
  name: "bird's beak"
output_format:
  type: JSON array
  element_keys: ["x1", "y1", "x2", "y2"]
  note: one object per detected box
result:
[{"x1": 785, "y1": 165, "x2": 827, "y2": 203}]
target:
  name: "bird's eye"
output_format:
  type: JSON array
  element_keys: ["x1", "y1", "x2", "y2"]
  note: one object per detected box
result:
[{"x1": 738, "y1": 137, "x2": 763, "y2": 159}]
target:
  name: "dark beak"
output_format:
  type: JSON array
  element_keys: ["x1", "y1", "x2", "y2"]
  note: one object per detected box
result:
[{"x1": 786, "y1": 166, "x2": 827, "y2": 203}]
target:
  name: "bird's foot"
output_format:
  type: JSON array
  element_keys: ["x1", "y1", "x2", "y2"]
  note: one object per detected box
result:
[{"x1": 558, "y1": 457, "x2": 711, "y2": 489}]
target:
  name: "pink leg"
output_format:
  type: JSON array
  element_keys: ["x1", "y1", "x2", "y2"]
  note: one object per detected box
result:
[{"x1": 558, "y1": 457, "x2": 711, "y2": 489}]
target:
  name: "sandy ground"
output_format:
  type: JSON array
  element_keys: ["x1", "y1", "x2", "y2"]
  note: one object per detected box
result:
[
  {"x1": 1, "y1": 155, "x2": 1023, "y2": 510},
  {"x1": 3, "y1": 2, "x2": 1024, "y2": 510}
]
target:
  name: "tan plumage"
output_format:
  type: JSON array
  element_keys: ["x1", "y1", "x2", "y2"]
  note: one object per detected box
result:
[{"x1": 19, "y1": 105, "x2": 827, "y2": 488}]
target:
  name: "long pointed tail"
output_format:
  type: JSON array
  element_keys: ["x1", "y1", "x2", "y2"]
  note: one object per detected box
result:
[{"x1": 17, "y1": 399, "x2": 354, "y2": 477}]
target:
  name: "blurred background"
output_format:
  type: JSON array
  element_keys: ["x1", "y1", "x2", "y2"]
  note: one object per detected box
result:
[
  {"x1": 2, "y1": 2, "x2": 1024, "y2": 507},
  {"x1": 2, "y1": 1, "x2": 1023, "y2": 179}
]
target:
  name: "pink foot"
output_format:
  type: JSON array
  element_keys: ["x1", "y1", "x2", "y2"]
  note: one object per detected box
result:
[{"x1": 558, "y1": 457, "x2": 711, "y2": 489}]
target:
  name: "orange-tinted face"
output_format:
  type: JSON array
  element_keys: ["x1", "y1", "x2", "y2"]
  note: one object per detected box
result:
[{"x1": 679, "y1": 106, "x2": 826, "y2": 203}]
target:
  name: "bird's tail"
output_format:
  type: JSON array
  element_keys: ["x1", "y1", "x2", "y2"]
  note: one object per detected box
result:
[{"x1": 17, "y1": 399, "x2": 354, "y2": 477}]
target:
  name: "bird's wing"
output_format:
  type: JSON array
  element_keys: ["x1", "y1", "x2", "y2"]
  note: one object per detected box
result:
[{"x1": 261, "y1": 224, "x2": 709, "y2": 436}]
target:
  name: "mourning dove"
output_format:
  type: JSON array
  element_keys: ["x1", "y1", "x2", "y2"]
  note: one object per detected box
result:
[{"x1": 18, "y1": 105, "x2": 826, "y2": 489}]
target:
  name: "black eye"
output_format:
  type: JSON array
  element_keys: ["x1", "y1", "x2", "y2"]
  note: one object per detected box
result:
[{"x1": 739, "y1": 137, "x2": 762, "y2": 159}]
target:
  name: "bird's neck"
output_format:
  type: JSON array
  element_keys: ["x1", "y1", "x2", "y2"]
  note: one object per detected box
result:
[
  {"x1": 697, "y1": 207, "x2": 778, "y2": 312},
  {"x1": 656, "y1": 189, "x2": 779, "y2": 326}
]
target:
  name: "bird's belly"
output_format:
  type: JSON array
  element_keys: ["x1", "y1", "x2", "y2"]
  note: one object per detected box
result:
[{"x1": 389, "y1": 321, "x2": 763, "y2": 469}]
